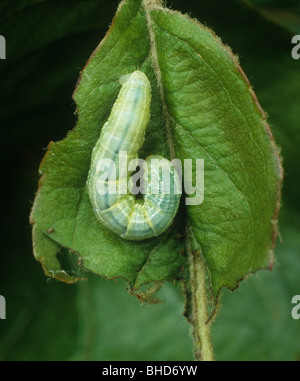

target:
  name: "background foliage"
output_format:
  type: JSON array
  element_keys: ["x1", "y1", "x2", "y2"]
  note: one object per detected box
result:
[{"x1": 0, "y1": 0, "x2": 299, "y2": 360}]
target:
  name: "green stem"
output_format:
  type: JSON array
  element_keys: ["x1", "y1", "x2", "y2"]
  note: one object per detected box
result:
[
  {"x1": 186, "y1": 226, "x2": 214, "y2": 361},
  {"x1": 143, "y1": 0, "x2": 214, "y2": 359}
]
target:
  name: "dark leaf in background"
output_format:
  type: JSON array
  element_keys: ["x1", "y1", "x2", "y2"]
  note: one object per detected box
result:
[
  {"x1": 244, "y1": 0, "x2": 300, "y2": 34},
  {"x1": 0, "y1": 0, "x2": 299, "y2": 360}
]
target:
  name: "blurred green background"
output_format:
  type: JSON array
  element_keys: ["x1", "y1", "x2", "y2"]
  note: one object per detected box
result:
[{"x1": 0, "y1": 0, "x2": 299, "y2": 361}]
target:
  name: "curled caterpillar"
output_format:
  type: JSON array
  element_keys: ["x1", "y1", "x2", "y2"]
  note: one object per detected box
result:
[{"x1": 87, "y1": 70, "x2": 181, "y2": 241}]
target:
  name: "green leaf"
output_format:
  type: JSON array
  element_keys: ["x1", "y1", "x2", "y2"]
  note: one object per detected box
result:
[
  {"x1": 30, "y1": 0, "x2": 187, "y2": 290},
  {"x1": 148, "y1": 3, "x2": 283, "y2": 297},
  {"x1": 181, "y1": 0, "x2": 299, "y2": 214},
  {"x1": 30, "y1": 0, "x2": 282, "y2": 300}
]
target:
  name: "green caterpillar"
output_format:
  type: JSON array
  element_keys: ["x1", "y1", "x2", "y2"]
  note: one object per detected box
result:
[{"x1": 87, "y1": 70, "x2": 181, "y2": 240}]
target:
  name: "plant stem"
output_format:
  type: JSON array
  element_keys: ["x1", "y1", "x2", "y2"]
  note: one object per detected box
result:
[
  {"x1": 143, "y1": 0, "x2": 214, "y2": 359},
  {"x1": 186, "y1": 226, "x2": 214, "y2": 361}
]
